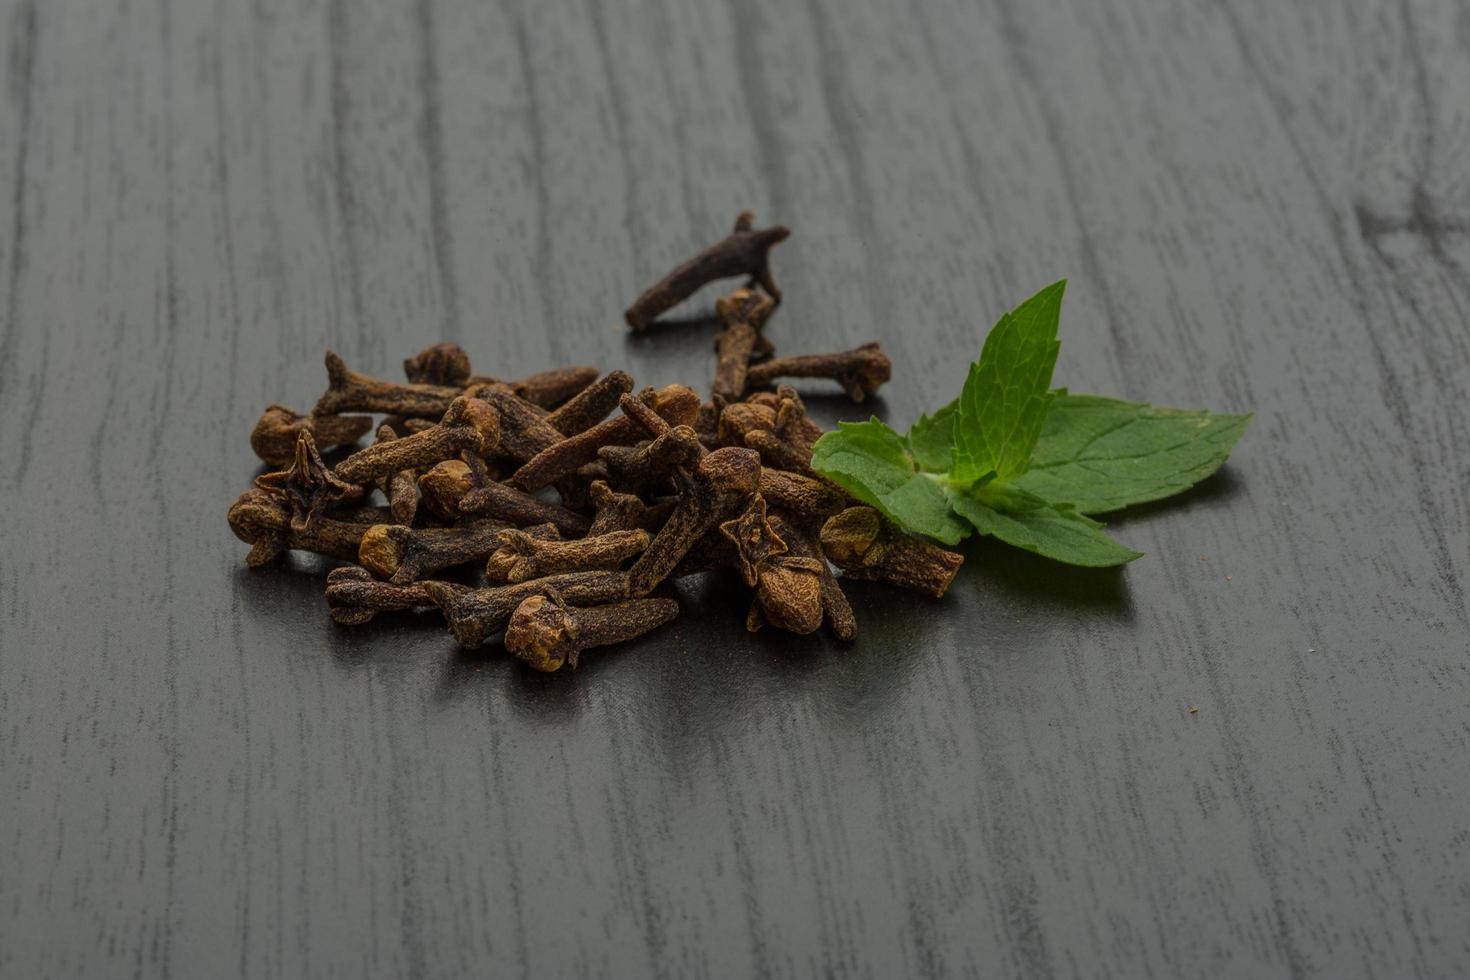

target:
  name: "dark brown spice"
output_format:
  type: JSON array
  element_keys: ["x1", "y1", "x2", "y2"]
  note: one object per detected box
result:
[
  {"x1": 624, "y1": 211, "x2": 789, "y2": 331},
  {"x1": 586, "y1": 481, "x2": 652, "y2": 536},
  {"x1": 502, "y1": 366, "x2": 600, "y2": 408},
  {"x1": 745, "y1": 342, "x2": 892, "y2": 403},
  {"x1": 371, "y1": 424, "x2": 421, "y2": 524},
  {"x1": 458, "y1": 479, "x2": 591, "y2": 538},
  {"x1": 504, "y1": 592, "x2": 680, "y2": 672},
  {"x1": 545, "y1": 370, "x2": 634, "y2": 436},
  {"x1": 717, "y1": 402, "x2": 777, "y2": 449},
  {"x1": 227, "y1": 487, "x2": 379, "y2": 566},
  {"x1": 403, "y1": 342, "x2": 472, "y2": 386},
  {"x1": 325, "y1": 566, "x2": 465, "y2": 625},
  {"x1": 717, "y1": 493, "x2": 788, "y2": 587},
  {"x1": 358, "y1": 518, "x2": 510, "y2": 585},
  {"x1": 250, "y1": 405, "x2": 373, "y2": 467},
  {"x1": 820, "y1": 506, "x2": 964, "y2": 598},
  {"x1": 711, "y1": 287, "x2": 777, "y2": 404},
  {"x1": 771, "y1": 512, "x2": 855, "y2": 640},
  {"x1": 416, "y1": 459, "x2": 479, "y2": 521},
  {"x1": 333, "y1": 396, "x2": 499, "y2": 484},
  {"x1": 484, "y1": 522, "x2": 561, "y2": 583},
  {"x1": 472, "y1": 385, "x2": 565, "y2": 462},
  {"x1": 314, "y1": 350, "x2": 463, "y2": 418},
  {"x1": 757, "y1": 467, "x2": 847, "y2": 520},
  {"x1": 255, "y1": 431, "x2": 369, "y2": 531},
  {"x1": 627, "y1": 447, "x2": 762, "y2": 595},
  {"x1": 424, "y1": 571, "x2": 630, "y2": 649},
  {"x1": 492, "y1": 528, "x2": 650, "y2": 583},
  {"x1": 510, "y1": 385, "x2": 700, "y2": 492},
  {"x1": 773, "y1": 384, "x2": 824, "y2": 453},
  {"x1": 746, "y1": 555, "x2": 826, "y2": 634},
  {"x1": 597, "y1": 426, "x2": 704, "y2": 493}
]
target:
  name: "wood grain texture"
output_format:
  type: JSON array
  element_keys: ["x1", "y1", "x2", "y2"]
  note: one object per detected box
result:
[{"x1": 2, "y1": 0, "x2": 1467, "y2": 976}]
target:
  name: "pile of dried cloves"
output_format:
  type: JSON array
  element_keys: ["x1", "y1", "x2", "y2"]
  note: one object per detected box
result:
[{"x1": 228, "y1": 212, "x2": 963, "y2": 671}]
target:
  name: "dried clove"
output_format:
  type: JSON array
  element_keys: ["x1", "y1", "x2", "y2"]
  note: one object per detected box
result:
[
  {"x1": 586, "y1": 481, "x2": 655, "y2": 535},
  {"x1": 371, "y1": 424, "x2": 421, "y2": 524},
  {"x1": 820, "y1": 506, "x2": 964, "y2": 598},
  {"x1": 717, "y1": 493, "x2": 788, "y2": 587},
  {"x1": 745, "y1": 342, "x2": 892, "y2": 403},
  {"x1": 325, "y1": 566, "x2": 465, "y2": 625},
  {"x1": 717, "y1": 401, "x2": 777, "y2": 449},
  {"x1": 358, "y1": 519, "x2": 510, "y2": 585},
  {"x1": 746, "y1": 555, "x2": 826, "y2": 635},
  {"x1": 504, "y1": 592, "x2": 680, "y2": 672},
  {"x1": 334, "y1": 396, "x2": 499, "y2": 485},
  {"x1": 712, "y1": 287, "x2": 777, "y2": 404},
  {"x1": 502, "y1": 366, "x2": 600, "y2": 408},
  {"x1": 473, "y1": 384, "x2": 565, "y2": 462},
  {"x1": 597, "y1": 426, "x2": 704, "y2": 493},
  {"x1": 417, "y1": 458, "x2": 480, "y2": 522},
  {"x1": 758, "y1": 467, "x2": 847, "y2": 520},
  {"x1": 229, "y1": 213, "x2": 988, "y2": 673},
  {"x1": 491, "y1": 528, "x2": 649, "y2": 583},
  {"x1": 770, "y1": 512, "x2": 855, "y2": 640},
  {"x1": 250, "y1": 405, "x2": 373, "y2": 467},
  {"x1": 255, "y1": 431, "x2": 369, "y2": 531},
  {"x1": 458, "y1": 479, "x2": 591, "y2": 538},
  {"x1": 484, "y1": 522, "x2": 561, "y2": 583},
  {"x1": 424, "y1": 571, "x2": 630, "y2": 649},
  {"x1": 403, "y1": 342, "x2": 473, "y2": 386},
  {"x1": 627, "y1": 447, "x2": 762, "y2": 595},
  {"x1": 624, "y1": 211, "x2": 790, "y2": 331},
  {"x1": 545, "y1": 370, "x2": 634, "y2": 436},
  {"x1": 314, "y1": 350, "x2": 462, "y2": 418},
  {"x1": 510, "y1": 385, "x2": 700, "y2": 492},
  {"x1": 773, "y1": 384, "x2": 824, "y2": 454},
  {"x1": 228, "y1": 487, "x2": 379, "y2": 566}
]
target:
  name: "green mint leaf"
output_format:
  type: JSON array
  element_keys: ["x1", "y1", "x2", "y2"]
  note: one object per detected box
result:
[
  {"x1": 905, "y1": 399, "x2": 957, "y2": 472},
  {"x1": 810, "y1": 420, "x2": 971, "y2": 545},
  {"x1": 946, "y1": 482, "x2": 1142, "y2": 567},
  {"x1": 950, "y1": 280, "x2": 1065, "y2": 485},
  {"x1": 1012, "y1": 394, "x2": 1252, "y2": 514}
]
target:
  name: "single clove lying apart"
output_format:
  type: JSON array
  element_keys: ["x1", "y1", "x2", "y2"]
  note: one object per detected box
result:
[
  {"x1": 624, "y1": 211, "x2": 790, "y2": 331},
  {"x1": 745, "y1": 342, "x2": 893, "y2": 403},
  {"x1": 230, "y1": 213, "x2": 985, "y2": 675}
]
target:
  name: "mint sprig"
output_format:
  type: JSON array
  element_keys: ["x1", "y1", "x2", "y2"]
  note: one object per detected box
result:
[{"x1": 810, "y1": 281, "x2": 1251, "y2": 567}]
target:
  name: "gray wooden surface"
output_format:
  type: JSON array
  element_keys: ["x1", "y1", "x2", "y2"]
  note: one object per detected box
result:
[{"x1": 3, "y1": 0, "x2": 1468, "y2": 977}]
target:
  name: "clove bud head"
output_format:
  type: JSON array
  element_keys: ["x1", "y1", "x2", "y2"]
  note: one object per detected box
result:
[
  {"x1": 357, "y1": 524, "x2": 412, "y2": 581},
  {"x1": 752, "y1": 557, "x2": 826, "y2": 634},
  {"x1": 503, "y1": 593, "x2": 580, "y2": 672}
]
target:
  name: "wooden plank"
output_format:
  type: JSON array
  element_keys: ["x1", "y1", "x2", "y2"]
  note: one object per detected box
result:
[{"x1": 1, "y1": 0, "x2": 1466, "y2": 976}]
